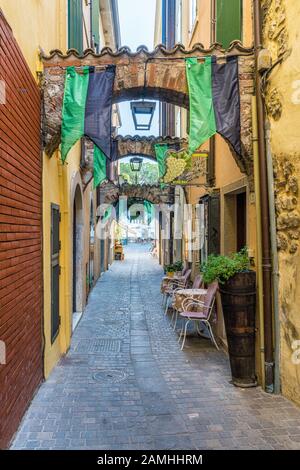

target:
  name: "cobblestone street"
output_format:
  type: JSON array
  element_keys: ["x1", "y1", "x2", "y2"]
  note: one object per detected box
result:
[{"x1": 11, "y1": 245, "x2": 300, "y2": 450}]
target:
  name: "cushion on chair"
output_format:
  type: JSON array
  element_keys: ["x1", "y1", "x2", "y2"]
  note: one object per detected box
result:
[{"x1": 180, "y1": 311, "x2": 208, "y2": 319}]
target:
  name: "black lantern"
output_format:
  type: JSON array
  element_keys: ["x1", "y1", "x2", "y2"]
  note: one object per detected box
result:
[
  {"x1": 130, "y1": 157, "x2": 143, "y2": 184},
  {"x1": 130, "y1": 101, "x2": 156, "y2": 131}
]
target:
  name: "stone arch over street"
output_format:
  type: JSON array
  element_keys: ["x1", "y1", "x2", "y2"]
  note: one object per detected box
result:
[
  {"x1": 99, "y1": 181, "x2": 175, "y2": 206},
  {"x1": 42, "y1": 43, "x2": 255, "y2": 176},
  {"x1": 113, "y1": 135, "x2": 188, "y2": 161}
]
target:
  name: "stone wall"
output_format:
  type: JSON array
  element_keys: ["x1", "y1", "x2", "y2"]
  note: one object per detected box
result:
[
  {"x1": 115, "y1": 135, "x2": 187, "y2": 160},
  {"x1": 262, "y1": 0, "x2": 300, "y2": 405},
  {"x1": 100, "y1": 182, "x2": 175, "y2": 206}
]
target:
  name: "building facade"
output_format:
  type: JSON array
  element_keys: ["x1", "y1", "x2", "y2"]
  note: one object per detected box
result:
[
  {"x1": 262, "y1": 0, "x2": 300, "y2": 406},
  {"x1": 0, "y1": 0, "x2": 120, "y2": 448},
  {"x1": 43, "y1": 1, "x2": 120, "y2": 379},
  {"x1": 154, "y1": 1, "x2": 266, "y2": 382}
]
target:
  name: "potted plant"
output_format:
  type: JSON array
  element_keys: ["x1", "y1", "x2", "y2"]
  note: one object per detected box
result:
[
  {"x1": 173, "y1": 260, "x2": 183, "y2": 276},
  {"x1": 164, "y1": 261, "x2": 184, "y2": 277},
  {"x1": 201, "y1": 248, "x2": 257, "y2": 388},
  {"x1": 164, "y1": 264, "x2": 176, "y2": 277}
]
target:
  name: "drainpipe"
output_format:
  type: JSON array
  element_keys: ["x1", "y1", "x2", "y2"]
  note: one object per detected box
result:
[
  {"x1": 265, "y1": 120, "x2": 281, "y2": 394},
  {"x1": 253, "y1": 0, "x2": 274, "y2": 392},
  {"x1": 252, "y1": 97, "x2": 266, "y2": 389}
]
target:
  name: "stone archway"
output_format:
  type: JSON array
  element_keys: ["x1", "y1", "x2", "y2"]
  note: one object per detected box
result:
[
  {"x1": 80, "y1": 135, "x2": 190, "y2": 186},
  {"x1": 114, "y1": 135, "x2": 188, "y2": 161},
  {"x1": 99, "y1": 181, "x2": 175, "y2": 206},
  {"x1": 42, "y1": 42, "x2": 255, "y2": 176}
]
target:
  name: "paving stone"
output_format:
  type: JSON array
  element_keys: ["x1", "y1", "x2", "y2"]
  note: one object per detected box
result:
[{"x1": 10, "y1": 244, "x2": 300, "y2": 450}]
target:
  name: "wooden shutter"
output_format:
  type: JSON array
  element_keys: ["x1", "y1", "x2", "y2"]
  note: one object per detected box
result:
[
  {"x1": 68, "y1": 0, "x2": 83, "y2": 53},
  {"x1": 208, "y1": 192, "x2": 220, "y2": 255},
  {"x1": 216, "y1": 0, "x2": 242, "y2": 48},
  {"x1": 92, "y1": 0, "x2": 100, "y2": 52},
  {"x1": 51, "y1": 204, "x2": 60, "y2": 343}
]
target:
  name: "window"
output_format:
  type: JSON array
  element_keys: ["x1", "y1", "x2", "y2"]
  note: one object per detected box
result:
[
  {"x1": 189, "y1": 0, "x2": 198, "y2": 34},
  {"x1": 216, "y1": 0, "x2": 242, "y2": 48},
  {"x1": 68, "y1": 0, "x2": 83, "y2": 52},
  {"x1": 91, "y1": 0, "x2": 100, "y2": 53}
]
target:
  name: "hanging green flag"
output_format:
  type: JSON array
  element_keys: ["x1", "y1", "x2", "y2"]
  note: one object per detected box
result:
[
  {"x1": 61, "y1": 65, "x2": 116, "y2": 162},
  {"x1": 186, "y1": 57, "x2": 217, "y2": 154},
  {"x1": 102, "y1": 206, "x2": 112, "y2": 223},
  {"x1": 144, "y1": 201, "x2": 154, "y2": 225},
  {"x1": 94, "y1": 145, "x2": 107, "y2": 188},
  {"x1": 61, "y1": 66, "x2": 90, "y2": 162},
  {"x1": 154, "y1": 144, "x2": 168, "y2": 188}
]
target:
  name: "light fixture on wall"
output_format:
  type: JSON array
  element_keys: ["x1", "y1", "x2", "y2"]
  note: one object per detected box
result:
[{"x1": 130, "y1": 101, "x2": 156, "y2": 131}]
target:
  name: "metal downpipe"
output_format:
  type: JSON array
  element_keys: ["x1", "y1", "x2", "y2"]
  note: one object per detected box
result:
[
  {"x1": 265, "y1": 121, "x2": 281, "y2": 394},
  {"x1": 253, "y1": 0, "x2": 274, "y2": 392}
]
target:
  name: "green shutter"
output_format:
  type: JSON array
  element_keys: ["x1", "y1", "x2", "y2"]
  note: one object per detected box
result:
[
  {"x1": 68, "y1": 0, "x2": 83, "y2": 53},
  {"x1": 216, "y1": 0, "x2": 242, "y2": 49},
  {"x1": 92, "y1": 0, "x2": 100, "y2": 52}
]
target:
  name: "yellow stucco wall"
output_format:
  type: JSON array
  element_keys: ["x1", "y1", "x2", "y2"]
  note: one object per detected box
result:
[
  {"x1": 188, "y1": 1, "x2": 211, "y2": 49},
  {"x1": 0, "y1": 0, "x2": 73, "y2": 378},
  {"x1": 0, "y1": 2, "x2": 100, "y2": 378},
  {"x1": 262, "y1": 0, "x2": 300, "y2": 405},
  {"x1": 43, "y1": 143, "x2": 83, "y2": 377},
  {"x1": 0, "y1": 0, "x2": 67, "y2": 79}
]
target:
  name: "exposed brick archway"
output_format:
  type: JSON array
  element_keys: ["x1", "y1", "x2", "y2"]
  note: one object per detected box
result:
[
  {"x1": 42, "y1": 43, "x2": 255, "y2": 175},
  {"x1": 99, "y1": 181, "x2": 174, "y2": 206},
  {"x1": 114, "y1": 135, "x2": 188, "y2": 161}
]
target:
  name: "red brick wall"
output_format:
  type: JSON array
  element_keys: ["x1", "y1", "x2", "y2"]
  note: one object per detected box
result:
[{"x1": 0, "y1": 11, "x2": 43, "y2": 449}]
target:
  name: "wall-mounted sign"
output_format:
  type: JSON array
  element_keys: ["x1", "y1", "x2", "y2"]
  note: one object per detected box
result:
[{"x1": 161, "y1": 149, "x2": 208, "y2": 185}]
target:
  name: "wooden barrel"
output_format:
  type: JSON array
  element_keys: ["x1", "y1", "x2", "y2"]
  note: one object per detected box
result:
[{"x1": 219, "y1": 271, "x2": 257, "y2": 388}]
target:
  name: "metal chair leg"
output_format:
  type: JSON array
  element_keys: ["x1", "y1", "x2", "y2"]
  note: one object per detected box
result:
[
  {"x1": 178, "y1": 321, "x2": 184, "y2": 342},
  {"x1": 181, "y1": 319, "x2": 191, "y2": 350},
  {"x1": 173, "y1": 310, "x2": 179, "y2": 331},
  {"x1": 164, "y1": 296, "x2": 171, "y2": 315},
  {"x1": 196, "y1": 321, "x2": 207, "y2": 338},
  {"x1": 206, "y1": 321, "x2": 220, "y2": 350}
]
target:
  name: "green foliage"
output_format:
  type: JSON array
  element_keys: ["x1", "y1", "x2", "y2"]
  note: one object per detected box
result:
[
  {"x1": 201, "y1": 247, "x2": 250, "y2": 284},
  {"x1": 120, "y1": 161, "x2": 159, "y2": 185},
  {"x1": 164, "y1": 260, "x2": 183, "y2": 273},
  {"x1": 173, "y1": 260, "x2": 183, "y2": 271}
]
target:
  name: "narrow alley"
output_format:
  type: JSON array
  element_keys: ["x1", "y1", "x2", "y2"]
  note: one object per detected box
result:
[{"x1": 11, "y1": 245, "x2": 300, "y2": 451}]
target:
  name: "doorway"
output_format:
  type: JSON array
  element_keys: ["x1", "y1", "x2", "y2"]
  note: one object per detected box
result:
[
  {"x1": 223, "y1": 187, "x2": 247, "y2": 255},
  {"x1": 72, "y1": 185, "x2": 84, "y2": 332}
]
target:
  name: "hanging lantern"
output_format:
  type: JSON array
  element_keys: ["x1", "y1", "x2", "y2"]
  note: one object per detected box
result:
[
  {"x1": 130, "y1": 101, "x2": 156, "y2": 131},
  {"x1": 130, "y1": 157, "x2": 143, "y2": 172},
  {"x1": 130, "y1": 157, "x2": 143, "y2": 184}
]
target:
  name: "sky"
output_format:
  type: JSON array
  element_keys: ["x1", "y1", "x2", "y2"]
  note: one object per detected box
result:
[{"x1": 117, "y1": 0, "x2": 159, "y2": 140}]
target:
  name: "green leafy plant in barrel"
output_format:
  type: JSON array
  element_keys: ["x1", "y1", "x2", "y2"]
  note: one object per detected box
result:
[{"x1": 201, "y1": 247, "x2": 250, "y2": 285}]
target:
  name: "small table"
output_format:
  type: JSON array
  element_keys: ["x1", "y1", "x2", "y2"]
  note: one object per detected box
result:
[
  {"x1": 161, "y1": 274, "x2": 184, "y2": 293},
  {"x1": 173, "y1": 288, "x2": 207, "y2": 312}
]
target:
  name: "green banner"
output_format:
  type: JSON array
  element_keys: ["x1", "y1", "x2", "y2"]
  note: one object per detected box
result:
[
  {"x1": 94, "y1": 145, "x2": 107, "y2": 188},
  {"x1": 154, "y1": 144, "x2": 168, "y2": 188},
  {"x1": 61, "y1": 66, "x2": 90, "y2": 162},
  {"x1": 186, "y1": 57, "x2": 217, "y2": 154},
  {"x1": 144, "y1": 201, "x2": 154, "y2": 225}
]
